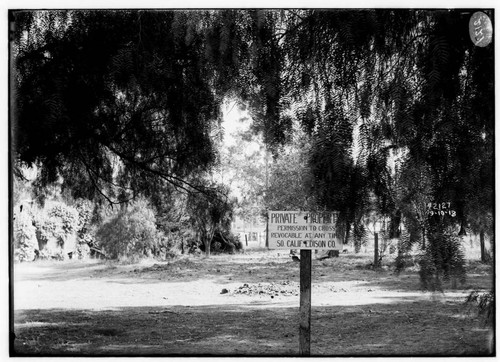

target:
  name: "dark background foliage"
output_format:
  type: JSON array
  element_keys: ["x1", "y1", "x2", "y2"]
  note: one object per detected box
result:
[{"x1": 11, "y1": 10, "x2": 494, "y2": 280}]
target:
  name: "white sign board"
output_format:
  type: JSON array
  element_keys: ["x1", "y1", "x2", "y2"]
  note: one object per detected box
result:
[{"x1": 268, "y1": 211, "x2": 342, "y2": 250}]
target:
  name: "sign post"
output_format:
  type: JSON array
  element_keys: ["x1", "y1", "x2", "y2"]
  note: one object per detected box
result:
[
  {"x1": 374, "y1": 232, "x2": 379, "y2": 268},
  {"x1": 267, "y1": 210, "x2": 341, "y2": 356},
  {"x1": 299, "y1": 249, "x2": 312, "y2": 355}
]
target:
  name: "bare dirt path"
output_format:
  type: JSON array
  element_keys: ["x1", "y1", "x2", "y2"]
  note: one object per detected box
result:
[{"x1": 12, "y1": 250, "x2": 494, "y2": 356}]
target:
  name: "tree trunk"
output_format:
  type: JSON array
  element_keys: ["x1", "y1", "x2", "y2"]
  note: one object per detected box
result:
[
  {"x1": 345, "y1": 223, "x2": 354, "y2": 252},
  {"x1": 265, "y1": 221, "x2": 269, "y2": 248},
  {"x1": 374, "y1": 232, "x2": 379, "y2": 268},
  {"x1": 480, "y1": 230, "x2": 486, "y2": 262},
  {"x1": 205, "y1": 239, "x2": 211, "y2": 257},
  {"x1": 491, "y1": 233, "x2": 495, "y2": 261},
  {"x1": 204, "y1": 227, "x2": 215, "y2": 257},
  {"x1": 389, "y1": 211, "x2": 401, "y2": 239}
]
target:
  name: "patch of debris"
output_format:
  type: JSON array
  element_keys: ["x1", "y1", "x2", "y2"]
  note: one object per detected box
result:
[
  {"x1": 232, "y1": 281, "x2": 299, "y2": 297},
  {"x1": 141, "y1": 260, "x2": 195, "y2": 272},
  {"x1": 141, "y1": 263, "x2": 169, "y2": 272}
]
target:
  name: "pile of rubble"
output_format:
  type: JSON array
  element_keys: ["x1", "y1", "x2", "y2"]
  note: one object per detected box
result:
[{"x1": 232, "y1": 281, "x2": 299, "y2": 297}]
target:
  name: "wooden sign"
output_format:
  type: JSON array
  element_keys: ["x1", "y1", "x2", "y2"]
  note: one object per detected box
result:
[
  {"x1": 267, "y1": 211, "x2": 341, "y2": 250},
  {"x1": 267, "y1": 210, "x2": 340, "y2": 356}
]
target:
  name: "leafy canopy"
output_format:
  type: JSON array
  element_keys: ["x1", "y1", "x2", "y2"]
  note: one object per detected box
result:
[{"x1": 12, "y1": 9, "x2": 494, "y2": 237}]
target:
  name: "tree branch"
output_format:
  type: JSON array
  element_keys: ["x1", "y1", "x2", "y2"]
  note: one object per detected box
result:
[{"x1": 102, "y1": 142, "x2": 210, "y2": 196}]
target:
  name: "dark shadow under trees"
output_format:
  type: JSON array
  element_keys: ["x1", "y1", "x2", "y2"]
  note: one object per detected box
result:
[{"x1": 13, "y1": 300, "x2": 493, "y2": 357}]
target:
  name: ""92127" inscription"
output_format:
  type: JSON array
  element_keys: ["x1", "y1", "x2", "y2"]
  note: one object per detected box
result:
[{"x1": 427, "y1": 202, "x2": 456, "y2": 217}]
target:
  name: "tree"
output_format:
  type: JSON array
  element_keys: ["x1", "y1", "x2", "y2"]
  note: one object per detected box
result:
[
  {"x1": 95, "y1": 199, "x2": 162, "y2": 260},
  {"x1": 12, "y1": 10, "x2": 237, "y2": 203},
  {"x1": 219, "y1": 125, "x2": 267, "y2": 227},
  {"x1": 277, "y1": 10, "x2": 493, "y2": 270},
  {"x1": 264, "y1": 133, "x2": 315, "y2": 212},
  {"x1": 186, "y1": 184, "x2": 234, "y2": 257},
  {"x1": 12, "y1": 9, "x2": 494, "y2": 275},
  {"x1": 307, "y1": 105, "x2": 370, "y2": 250}
]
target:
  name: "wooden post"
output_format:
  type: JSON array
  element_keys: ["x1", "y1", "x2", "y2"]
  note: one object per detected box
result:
[
  {"x1": 299, "y1": 249, "x2": 312, "y2": 356},
  {"x1": 480, "y1": 230, "x2": 486, "y2": 262},
  {"x1": 265, "y1": 218, "x2": 269, "y2": 248},
  {"x1": 374, "y1": 232, "x2": 379, "y2": 268}
]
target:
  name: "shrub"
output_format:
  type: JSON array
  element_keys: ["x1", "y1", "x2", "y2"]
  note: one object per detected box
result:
[
  {"x1": 47, "y1": 202, "x2": 79, "y2": 235},
  {"x1": 74, "y1": 200, "x2": 95, "y2": 259},
  {"x1": 75, "y1": 199, "x2": 93, "y2": 232},
  {"x1": 76, "y1": 241, "x2": 91, "y2": 259},
  {"x1": 33, "y1": 201, "x2": 79, "y2": 259},
  {"x1": 419, "y1": 226, "x2": 466, "y2": 290},
  {"x1": 153, "y1": 234, "x2": 182, "y2": 259},
  {"x1": 199, "y1": 231, "x2": 243, "y2": 254},
  {"x1": 228, "y1": 233, "x2": 243, "y2": 252},
  {"x1": 95, "y1": 200, "x2": 162, "y2": 260},
  {"x1": 465, "y1": 290, "x2": 494, "y2": 326},
  {"x1": 13, "y1": 210, "x2": 37, "y2": 262},
  {"x1": 155, "y1": 214, "x2": 196, "y2": 256},
  {"x1": 186, "y1": 184, "x2": 235, "y2": 256}
]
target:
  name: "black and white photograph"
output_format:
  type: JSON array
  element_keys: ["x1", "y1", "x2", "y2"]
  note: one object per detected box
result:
[{"x1": 9, "y1": 4, "x2": 495, "y2": 357}]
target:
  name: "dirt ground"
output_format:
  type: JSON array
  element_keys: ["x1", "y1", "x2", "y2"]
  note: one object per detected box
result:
[{"x1": 12, "y1": 249, "x2": 494, "y2": 356}]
